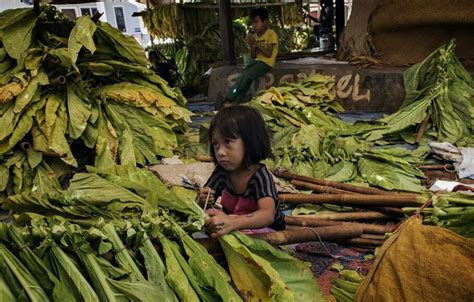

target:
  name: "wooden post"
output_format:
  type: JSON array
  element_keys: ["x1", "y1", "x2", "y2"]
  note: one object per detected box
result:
[
  {"x1": 335, "y1": 0, "x2": 345, "y2": 47},
  {"x1": 33, "y1": 0, "x2": 40, "y2": 13},
  {"x1": 219, "y1": 0, "x2": 235, "y2": 65}
]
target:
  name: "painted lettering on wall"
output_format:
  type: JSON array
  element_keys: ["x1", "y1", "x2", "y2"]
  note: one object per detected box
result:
[
  {"x1": 226, "y1": 71, "x2": 370, "y2": 102},
  {"x1": 336, "y1": 73, "x2": 371, "y2": 102}
]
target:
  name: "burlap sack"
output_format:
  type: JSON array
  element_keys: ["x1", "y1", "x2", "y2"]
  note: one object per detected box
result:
[
  {"x1": 338, "y1": 0, "x2": 474, "y2": 66},
  {"x1": 355, "y1": 216, "x2": 474, "y2": 302}
]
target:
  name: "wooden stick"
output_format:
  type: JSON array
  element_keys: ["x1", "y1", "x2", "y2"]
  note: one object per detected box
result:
[
  {"x1": 295, "y1": 211, "x2": 395, "y2": 221},
  {"x1": 360, "y1": 234, "x2": 385, "y2": 240},
  {"x1": 251, "y1": 225, "x2": 363, "y2": 245},
  {"x1": 50, "y1": 75, "x2": 67, "y2": 85},
  {"x1": 367, "y1": 207, "x2": 404, "y2": 215},
  {"x1": 339, "y1": 237, "x2": 384, "y2": 247},
  {"x1": 290, "y1": 180, "x2": 355, "y2": 194},
  {"x1": 20, "y1": 142, "x2": 32, "y2": 151},
  {"x1": 280, "y1": 193, "x2": 420, "y2": 207},
  {"x1": 417, "y1": 164, "x2": 454, "y2": 171},
  {"x1": 284, "y1": 216, "x2": 396, "y2": 235},
  {"x1": 274, "y1": 170, "x2": 397, "y2": 195},
  {"x1": 285, "y1": 216, "x2": 342, "y2": 227},
  {"x1": 415, "y1": 115, "x2": 430, "y2": 144}
]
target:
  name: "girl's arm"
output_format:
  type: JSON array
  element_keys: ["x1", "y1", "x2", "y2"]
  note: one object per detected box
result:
[{"x1": 205, "y1": 197, "x2": 276, "y2": 238}]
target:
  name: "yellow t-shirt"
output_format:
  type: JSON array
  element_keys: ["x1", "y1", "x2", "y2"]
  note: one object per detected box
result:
[{"x1": 254, "y1": 28, "x2": 278, "y2": 67}]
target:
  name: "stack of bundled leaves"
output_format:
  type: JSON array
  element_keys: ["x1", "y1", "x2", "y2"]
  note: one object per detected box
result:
[
  {"x1": 266, "y1": 124, "x2": 428, "y2": 192},
  {"x1": 0, "y1": 213, "x2": 240, "y2": 302},
  {"x1": 0, "y1": 6, "x2": 193, "y2": 199},
  {"x1": 249, "y1": 73, "x2": 343, "y2": 132},
  {"x1": 0, "y1": 214, "x2": 324, "y2": 302},
  {"x1": 141, "y1": 2, "x2": 303, "y2": 40},
  {"x1": 3, "y1": 164, "x2": 207, "y2": 227},
  {"x1": 175, "y1": 22, "x2": 247, "y2": 91},
  {"x1": 362, "y1": 39, "x2": 474, "y2": 146},
  {"x1": 0, "y1": 162, "x2": 324, "y2": 301},
  {"x1": 403, "y1": 191, "x2": 474, "y2": 238}
]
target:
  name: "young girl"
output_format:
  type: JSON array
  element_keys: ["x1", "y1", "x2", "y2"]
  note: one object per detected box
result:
[{"x1": 199, "y1": 105, "x2": 285, "y2": 238}]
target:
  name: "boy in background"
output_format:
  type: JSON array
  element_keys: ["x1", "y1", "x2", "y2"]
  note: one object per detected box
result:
[{"x1": 225, "y1": 8, "x2": 279, "y2": 106}]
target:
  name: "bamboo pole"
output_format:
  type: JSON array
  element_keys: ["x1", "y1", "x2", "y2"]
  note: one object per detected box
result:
[
  {"x1": 417, "y1": 164, "x2": 454, "y2": 171},
  {"x1": 285, "y1": 216, "x2": 341, "y2": 227},
  {"x1": 294, "y1": 211, "x2": 395, "y2": 221},
  {"x1": 367, "y1": 207, "x2": 404, "y2": 215},
  {"x1": 251, "y1": 225, "x2": 363, "y2": 245},
  {"x1": 415, "y1": 115, "x2": 430, "y2": 144},
  {"x1": 359, "y1": 234, "x2": 385, "y2": 240},
  {"x1": 290, "y1": 180, "x2": 355, "y2": 194},
  {"x1": 284, "y1": 216, "x2": 396, "y2": 235},
  {"x1": 280, "y1": 193, "x2": 420, "y2": 207},
  {"x1": 274, "y1": 170, "x2": 397, "y2": 195},
  {"x1": 340, "y1": 237, "x2": 384, "y2": 247}
]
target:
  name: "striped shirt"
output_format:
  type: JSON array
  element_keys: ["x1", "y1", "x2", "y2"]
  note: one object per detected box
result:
[{"x1": 205, "y1": 164, "x2": 285, "y2": 230}]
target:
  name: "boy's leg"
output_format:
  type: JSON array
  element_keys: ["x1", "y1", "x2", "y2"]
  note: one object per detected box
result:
[{"x1": 225, "y1": 61, "x2": 270, "y2": 104}]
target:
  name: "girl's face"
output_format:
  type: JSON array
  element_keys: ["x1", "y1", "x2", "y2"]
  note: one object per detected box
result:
[{"x1": 212, "y1": 130, "x2": 245, "y2": 172}]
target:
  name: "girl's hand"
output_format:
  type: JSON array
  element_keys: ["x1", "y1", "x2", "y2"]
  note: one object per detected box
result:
[
  {"x1": 205, "y1": 208, "x2": 236, "y2": 238},
  {"x1": 198, "y1": 187, "x2": 215, "y2": 207}
]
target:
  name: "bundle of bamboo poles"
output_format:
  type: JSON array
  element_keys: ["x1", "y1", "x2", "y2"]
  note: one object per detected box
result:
[
  {"x1": 273, "y1": 170, "x2": 421, "y2": 208},
  {"x1": 266, "y1": 170, "x2": 420, "y2": 247}
]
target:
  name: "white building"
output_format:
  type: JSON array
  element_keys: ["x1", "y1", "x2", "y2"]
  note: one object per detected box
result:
[{"x1": 0, "y1": 0, "x2": 150, "y2": 47}]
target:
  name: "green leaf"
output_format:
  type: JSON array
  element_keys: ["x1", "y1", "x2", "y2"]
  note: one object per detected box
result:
[
  {"x1": 49, "y1": 95, "x2": 77, "y2": 167},
  {"x1": 357, "y1": 157, "x2": 423, "y2": 192},
  {"x1": 26, "y1": 148, "x2": 42, "y2": 169},
  {"x1": 6, "y1": 224, "x2": 77, "y2": 301},
  {"x1": 48, "y1": 48, "x2": 72, "y2": 68},
  {"x1": 173, "y1": 223, "x2": 241, "y2": 302},
  {"x1": 161, "y1": 237, "x2": 216, "y2": 301},
  {"x1": 364, "y1": 95, "x2": 433, "y2": 141},
  {"x1": 31, "y1": 164, "x2": 61, "y2": 196},
  {"x1": 0, "y1": 95, "x2": 45, "y2": 155},
  {"x1": 220, "y1": 232, "x2": 325, "y2": 302},
  {"x1": 325, "y1": 161, "x2": 357, "y2": 182},
  {"x1": 0, "y1": 163, "x2": 9, "y2": 192},
  {"x1": 45, "y1": 241, "x2": 100, "y2": 302},
  {"x1": 0, "y1": 243, "x2": 50, "y2": 301},
  {"x1": 96, "y1": 22, "x2": 148, "y2": 66},
  {"x1": 13, "y1": 70, "x2": 48, "y2": 114},
  {"x1": 2, "y1": 10, "x2": 39, "y2": 59},
  {"x1": 68, "y1": 16, "x2": 97, "y2": 70},
  {"x1": 68, "y1": 173, "x2": 148, "y2": 211},
  {"x1": 0, "y1": 8, "x2": 32, "y2": 30},
  {"x1": 135, "y1": 228, "x2": 178, "y2": 302},
  {"x1": 94, "y1": 110, "x2": 118, "y2": 169},
  {"x1": 67, "y1": 83, "x2": 91, "y2": 139},
  {"x1": 156, "y1": 234, "x2": 200, "y2": 302},
  {"x1": 0, "y1": 270, "x2": 15, "y2": 302}
]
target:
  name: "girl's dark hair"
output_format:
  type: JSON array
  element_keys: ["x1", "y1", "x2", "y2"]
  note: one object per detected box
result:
[
  {"x1": 209, "y1": 105, "x2": 272, "y2": 169},
  {"x1": 250, "y1": 8, "x2": 269, "y2": 22}
]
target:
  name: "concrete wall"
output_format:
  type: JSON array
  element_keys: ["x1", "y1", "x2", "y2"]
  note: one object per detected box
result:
[
  {"x1": 0, "y1": 0, "x2": 31, "y2": 11},
  {"x1": 209, "y1": 62, "x2": 406, "y2": 113}
]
